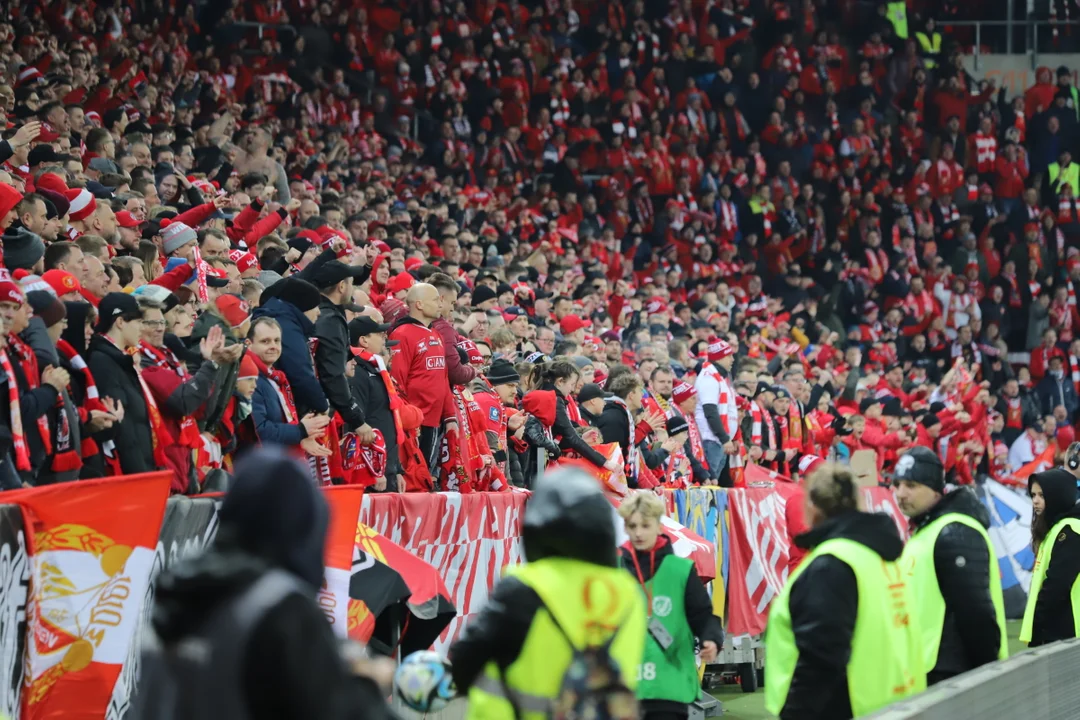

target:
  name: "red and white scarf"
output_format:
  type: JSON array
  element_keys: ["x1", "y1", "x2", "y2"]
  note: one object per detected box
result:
[
  {"x1": 0, "y1": 349, "x2": 29, "y2": 471},
  {"x1": 9, "y1": 334, "x2": 51, "y2": 464},
  {"x1": 56, "y1": 339, "x2": 108, "y2": 464},
  {"x1": 607, "y1": 395, "x2": 639, "y2": 481}
]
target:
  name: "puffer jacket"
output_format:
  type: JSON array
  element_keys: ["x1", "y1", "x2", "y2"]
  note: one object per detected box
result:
[{"x1": 908, "y1": 487, "x2": 1002, "y2": 681}]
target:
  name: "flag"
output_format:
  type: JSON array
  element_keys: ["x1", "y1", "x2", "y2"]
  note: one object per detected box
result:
[
  {"x1": 725, "y1": 484, "x2": 800, "y2": 636},
  {"x1": 978, "y1": 479, "x2": 1036, "y2": 618},
  {"x1": 1002, "y1": 446, "x2": 1055, "y2": 488},
  {"x1": 318, "y1": 486, "x2": 365, "y2": 638},
  {"x1": 14, "y1": 473, "x2": 170, "y2": 719},
  {"x1": 610, "y1": 497, "x2": 716, "y2": 580},
  {"x1": 349, "y1": 523, "x2": 456, "y2": 655}
]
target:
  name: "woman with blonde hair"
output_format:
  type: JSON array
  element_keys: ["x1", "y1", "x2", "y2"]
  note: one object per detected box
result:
[
  {"x1": 618, "y1": 492, "x2": 723, "y2": 720},
  {"x1": 765, "y1": 464, "x2": 925, "y2": 720}
]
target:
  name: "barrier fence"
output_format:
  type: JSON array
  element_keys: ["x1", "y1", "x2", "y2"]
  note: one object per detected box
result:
[{"x1": 0, "y1": 477, "x2": 1036, "y2": 718}]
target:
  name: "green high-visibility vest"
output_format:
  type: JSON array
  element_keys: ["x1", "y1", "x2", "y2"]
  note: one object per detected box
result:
[
  {"x1": 466, "y1": 557, "x2": 647, "y2": 720},
  {"x1": 1020, "y1": 517, "x2": 1080, "y2": 643},
  {"x1": 624, "y1": 554, "x2": 700, "y2": 703},
  {"x1": 915, "y1": 31, "x2": 942, "y2": 68},
  {"x1": 765, "y1": 537, "x2": 927, "y2": 717},
  {"x1": 1048, "y1": 162, "x2": 1080, "y2": 196},
  {"x1": 901, "y1": 512, "x2": 1008, "y2": 673},
  {"x1": 887, "y1": 1, "x2": 909, "y2": 39}
]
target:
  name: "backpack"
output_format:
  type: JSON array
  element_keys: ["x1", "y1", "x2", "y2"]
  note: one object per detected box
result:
[{"x1": 507, "y1": 601, "x2": 638, "y2": 720}]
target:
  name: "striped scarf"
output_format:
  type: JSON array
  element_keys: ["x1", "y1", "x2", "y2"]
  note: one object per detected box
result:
[
  {"x1": 607, "y1": 395, "x2": 639, "y2": 482},
  {"x1": 1070, "y1": 354, "x2": 1080, "y2": 394},
  {"x1": 0, "y1": 349, "x2": 29, "y2": 471},
  {"x1": 750, "y1": 400, "x2": 763, "y2": 445},
  {"x1": 9, "y1": 334, "x2": 51, "y2": 461},
  {"x1": 57, "y1": 339, "x2": 106, "y2": 460}
]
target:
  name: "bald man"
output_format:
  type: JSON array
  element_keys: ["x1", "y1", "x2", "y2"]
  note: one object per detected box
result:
[{"x1": 389, "y1": 282, "x2": 455, "y2": 471}]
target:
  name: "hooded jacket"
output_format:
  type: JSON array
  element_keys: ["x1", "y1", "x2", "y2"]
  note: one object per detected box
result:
[
  {"x1": 1028, "y1": 469, "x2": 1080, "y2": 646},
  {"x1": 133, "y1": 448, "x2": 389, "y2": 720},
  {"x1": 908, "y1": 487, "x2": 1002, "y2": 680},
  {"x1": 87, "y1": 334, "x2": 155, "y2": 474},
  {"x1": 779, "y1": 511, "x2": 904, "y2": 720},
  {"x1": 254, "y1": 297, "x2": 329, "y2": 416},
  {"x1": 449, "y1": 467, "x2": 619, "y2": 691}
]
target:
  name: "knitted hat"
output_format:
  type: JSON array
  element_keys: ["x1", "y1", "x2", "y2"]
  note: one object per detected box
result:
[
  {"x1": 379, "y1": 296, "x2": 407, "y2": 325},
  {"x1": 229, "y1": 250, "x2": 259, "y2": 275},
  {"x1": 560, "y1": 315, "x2": 587, "y2": 335},
  {"x1": 25, "y1": 290, "x2": 66, "y2": 328},
  {"x1": 36, "y1": 188, "x2": 69, "y2": 218},
  {"x1": 894, "y1": 446, "x2": 946, "y2": 493},
  {"x1": 798, "y1": 455, "x2": 826, "y2": 477},
  {"x1": 0, "y1": 184, "x2": 23, "y2": 220},
  {"x1": 666, "y1": 414, "x2": 689, "y2": 436},
  {"x1": 472, "y1": 285, "x2": 497, "y2": 307},
  {"x1": 486, "y1": 357, "x2": 520, "y2": 386},
  {"x1": 65, "y1": 188, "x2": 97, "y2": 222},
  {"x1": 707, "y1": 336, "x2": 734, "y2": 361},
  {"x1": 161, "y1": 221, "x2": 197, "y2": 255},
  {"x1": 132, "y1": 283, "x2": 179, "y2": 313},
  {"x1": 2, "y1": 227, "x2": 45, "y2": 271},
  {"x1": 672, "y1": 381, "x2": 697, "y2": 405},
  {"x1": 237, "y1": 352, "x2": 260, "y2": 381},
  {"x1": 0, "y1": 269, "x2": 23, "y2": 305},
  {"x1": 34, "y1": 173, "x2": 68, "y2": 195},
  {"x1": 456, "y1": 339, "x2": 484, "y2": 365},
  {"x1": 275, "y1": 277, "x2": 321, "y2": 313}
]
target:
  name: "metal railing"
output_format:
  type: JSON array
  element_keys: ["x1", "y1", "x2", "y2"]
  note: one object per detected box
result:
[
  {"x1": 942, "y1": 19, "x2": 1080, "y2": 68},
  {"x1": 866, "y1": 639, "x2": 1080, "y2": 719}
]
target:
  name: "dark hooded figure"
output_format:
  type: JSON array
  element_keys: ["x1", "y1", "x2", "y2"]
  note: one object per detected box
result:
[
  {"x1": 130, "y1": 447, "x2": 391, "y2": 720},
  {"x1": 1023, "y1": 468, "x2": 1080, "y2": 647},
  {"x1": 449, "y1": 467, "x2": 647, "y2": 716}
]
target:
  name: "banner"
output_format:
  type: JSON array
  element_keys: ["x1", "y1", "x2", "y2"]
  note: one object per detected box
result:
[
  {"x1": 979, "y1": 479, "x2": 1035, "y2": 618},
  {"x1": 15, "y1": 473, "x2": 171, "y2": 720},
  {"x1": 318, "y1": 487, "x2": 365, "y2": 639},
  {"x1": 0, "y1": 504, "x2": 28, "y2": 720},
  {"x1": 359, "y1": 491, "x2": 527, "y2": 652}
]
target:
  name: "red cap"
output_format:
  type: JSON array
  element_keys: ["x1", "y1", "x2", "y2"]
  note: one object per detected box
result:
[
  {"x1": 215, "y1": 294, "x2": 252, "y2": 329},
  {"x1": 386, "y1": 272, "x2": 415, "y2": 294},
  {"x1": 798, "y1": 455, "x2": 826, "y2": 476},
  {"x1": 42, "y1": 269, "x2": 81, "y2": 296},
  {"x1": 0, "y1": 269, "x2": 24, "y2": 305},
  {"x1": 115, "y1": 210, "x2": 141, "y2": 228},
  {"x1": 707, "y1": 336, "x2": 734, "y2": 361},
  {"x1": 0, "y1": 184, "x2": 23, "y2": 220},
  {"x1": 403, "y1": 257, "x2": 424, "y2": 272},
  {"x1": 560, "y1": 315, "x2": 588, "y2": 335},
  {"x1": 672, "y1": 381, "x2": 697, "y2": 404}
]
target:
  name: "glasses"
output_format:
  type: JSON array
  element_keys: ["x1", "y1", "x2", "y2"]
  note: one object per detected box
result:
[{"x1": 141, "y1": 319, "x2": 166, "y2": 327}]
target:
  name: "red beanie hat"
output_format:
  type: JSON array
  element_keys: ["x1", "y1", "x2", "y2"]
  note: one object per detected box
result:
[
  {"x1": 237, "y1": 352, "x2": 259, "y2": 380},
  {"x1": 707, "y1": 336, "x2": 734, "y2": 362},
  {"x1": 65, "y1": 188, "x2": 97, "y2": 223},
  {"x1": 0, "y1": 184, "x2": 23, "y2": 221}
]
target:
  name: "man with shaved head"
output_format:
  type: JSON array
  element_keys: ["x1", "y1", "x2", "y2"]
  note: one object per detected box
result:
[{"x1": 389, "y1": 283, "x2": 456, "y2": 473}]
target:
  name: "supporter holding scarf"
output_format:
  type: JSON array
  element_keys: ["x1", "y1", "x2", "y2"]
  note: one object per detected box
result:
[{"x1": 135, "y1": 290, "x2": 228, "y2": 493}]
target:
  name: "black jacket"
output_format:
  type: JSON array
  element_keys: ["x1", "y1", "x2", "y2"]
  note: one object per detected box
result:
[
  {"x1": 255, "y1": 297, "x2": 329, "y2": 416},
  {"x1": 87, "y1": 335, "x2": 156, "y2": 474},
  {"x1": 544, "y1": 382, "x2": 607, "y2": 468},
  {"x1": 908, "y1": 487, "x2": 1002, "y2": 681},
  {"x1": 1030, "y1": 501, "x2": 1080, "y2": 647},
  {"x1": 314, "y1": 298, "x2": 365, "y2": 430},
  {"x1": 186, "y1": 312, "x2": 242, "y2": 434},
  {"x1": 780, "y1": 511, "x2": 904, "y2": 720},
  {"x1": 618, "y1": 538, "x2": 724, "y2": 714},
  {"x1": 349, "y1": 355, "x2": 401, "y2": 482}
]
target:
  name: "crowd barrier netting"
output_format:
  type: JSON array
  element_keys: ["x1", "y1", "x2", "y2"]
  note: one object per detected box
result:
[{"x1": 0, "y1": 477, "x2": 1037, "y2": 718}]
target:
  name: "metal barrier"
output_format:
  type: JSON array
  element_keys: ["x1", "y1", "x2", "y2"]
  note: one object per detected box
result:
[
  {"x1": 866, "y1": 639, "x2": 1080, "y2": 719},
  {"x1": 942, "y1": 19, "x2": 1080, "y2": 67}
]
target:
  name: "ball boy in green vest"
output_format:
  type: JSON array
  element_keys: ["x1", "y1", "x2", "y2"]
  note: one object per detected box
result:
[
  {"x1": 617, "y1": 491, "x2": 724, "y2": 720},
  {"x1": 894, "y1": 447, "x2": 1007, "y2": 684}
]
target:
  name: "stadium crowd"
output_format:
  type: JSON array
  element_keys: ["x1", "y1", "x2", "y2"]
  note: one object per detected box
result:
[{"x1": 0, "y1": 0, "x2": 1065, "y2": 495}]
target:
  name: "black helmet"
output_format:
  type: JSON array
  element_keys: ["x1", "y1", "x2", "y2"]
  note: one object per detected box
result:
[
  {"x1": 894, "y1": 446, "x2": 945, "y2": 492},
  {"x1": 524, "y1": 467, "x2": 617, "y2": 567}
]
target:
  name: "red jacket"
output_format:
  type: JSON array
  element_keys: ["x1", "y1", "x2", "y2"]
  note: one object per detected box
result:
[
  {"x1": 995, "y1": 156, "x2": 1029, "y2": 199},
  {"x1": 388, "y1": 317, "x2": 454, "y2": 427}
]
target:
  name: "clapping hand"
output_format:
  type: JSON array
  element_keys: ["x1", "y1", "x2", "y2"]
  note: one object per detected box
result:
[{"x1": 200, "y1": 325, "x2": 226, "y2": 362}]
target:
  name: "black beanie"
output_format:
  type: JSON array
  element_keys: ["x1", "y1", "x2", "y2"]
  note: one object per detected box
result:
[
  {"x1": 273, "y1": 278, "x2": 321, "y2": 313},
  {"x1": 486, "y1": 358, "x2": 520, "y2": 386},
  {"x1": 472, "y1": 285, "x2": 497, "y2": 307},
  {"x1": 894, "y1": 446, "x2": 945, "y2": 492}
]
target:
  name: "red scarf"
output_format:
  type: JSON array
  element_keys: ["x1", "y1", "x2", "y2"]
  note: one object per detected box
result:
[
  {"x1": 55, "y1": 339, "x2": 108, "y2": 466},
  {"x1": 139, "y1": 341, "x2": 203, "y2": 450},
  {"x1": 0, "y1": 349, "x2": 29, "y2": 471},
  {"x1": 249, "y1": 352, "x2": 299, "y2": 423},
  {"x1": 355, "y1": 349, "x2": 404, "y2": 443},
  {"x1": 9, "y1": 334, "x2": 52, "y2": 460}
]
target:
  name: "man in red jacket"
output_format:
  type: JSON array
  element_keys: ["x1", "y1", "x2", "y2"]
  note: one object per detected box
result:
[{"x1": 389, "y1": 282, "x2": 456, "y2": 471}]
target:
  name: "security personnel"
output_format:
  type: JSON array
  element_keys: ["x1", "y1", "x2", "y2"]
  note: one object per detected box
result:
[
  {"x1": 618, "y1": 491, "x2": 724, "y2": 719},
  {"x1": 1021, "y1": 468, "x2": 1080, "y2": 646},
  {"x1": 886, "y1": 0, "x2": 908, "y2": 39},
  {"x1": 894, "y1": 447, "x2": 1007, "y2": 685},
  {"x1": 1046, "y1": 149, "x2": 1080, "y2": 202},
  {"x1": 450, "y1": 467, "x2": 647, "y2": 719},
  {"x1": 765, "y1": 464, "x2": 925, "y2": 720},
  {"x1": 915, "y1": 18, "x2": 942, "y2": 70}
]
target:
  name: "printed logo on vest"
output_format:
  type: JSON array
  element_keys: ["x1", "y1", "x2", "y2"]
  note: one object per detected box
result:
[{"x1": 652, "y1": 595, "x2": 672, "y2": 618}]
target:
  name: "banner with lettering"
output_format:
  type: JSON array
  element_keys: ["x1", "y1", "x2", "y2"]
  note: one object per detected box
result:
[{"x1": 13, "y1": 472, "x2": 170, "y2": 720}]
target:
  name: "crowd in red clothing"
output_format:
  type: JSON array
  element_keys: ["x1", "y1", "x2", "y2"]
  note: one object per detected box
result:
[{"x1": 0, "y1": 0, "x2": 1073, "y2": 493}]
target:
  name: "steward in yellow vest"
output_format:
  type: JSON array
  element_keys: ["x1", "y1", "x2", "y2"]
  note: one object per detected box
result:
[
  {"x1": 449, "y1": 467, "x2": 647, "y2": 720},
  {"x1": 894, "y1": 447, "x2": 1007, "y2": 685},
  {"x1": 1021, "y1": 468, "x2": 1080, "y2": 646},
  {"x1": 765, "y1": 464, "x2": 925, "y2": 720}
]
